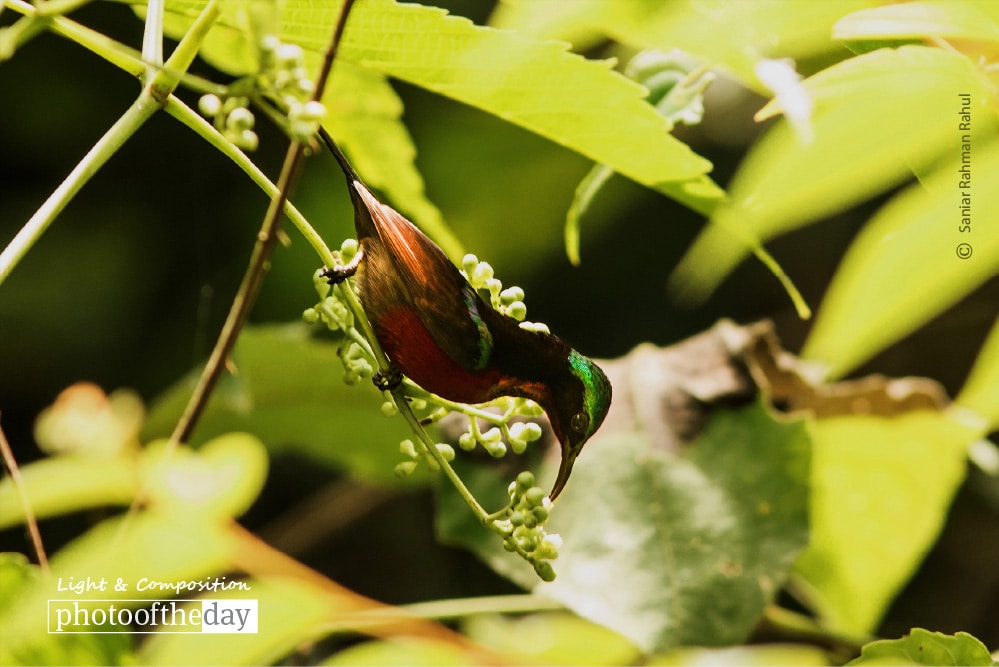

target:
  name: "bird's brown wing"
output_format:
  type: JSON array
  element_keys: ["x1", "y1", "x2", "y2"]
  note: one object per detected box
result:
[{"x1": 351, "y1": 181, "x2": 493, "y2": 372}]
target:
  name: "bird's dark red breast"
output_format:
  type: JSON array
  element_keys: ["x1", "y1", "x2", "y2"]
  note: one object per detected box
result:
[{"x1": 374, "y1": 303, "x2": 505, "y2": 403}]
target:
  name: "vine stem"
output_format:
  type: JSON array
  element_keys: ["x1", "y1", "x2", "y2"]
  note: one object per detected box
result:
[
  {"x1": 0, "y1": 419, "x2": 49, "y2": 572},
  {"x1": 0, "y1": 0, "x2": 219, "y2": 289}
]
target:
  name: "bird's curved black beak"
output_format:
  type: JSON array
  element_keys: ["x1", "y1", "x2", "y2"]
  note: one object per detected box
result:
[{"x1": 549, "y1": 446, "x2": 580, "y2": 501}]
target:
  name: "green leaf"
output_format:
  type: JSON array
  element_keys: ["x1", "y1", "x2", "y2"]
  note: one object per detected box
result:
[
  {"x1": 957, "y1": 316, "x2": 999, "y2": 428},
  {"x1": 322, "y1": 61, "x2": 462, "y2": 259},
  {"x1": 461, "y1": 612, "x2": 640, "y2": 666},
  {"x1": 162, "y1": 0, "x2": 715, "y2": 202},
  {"x1": 439, "y1": 401, "x2": 810, "y2": 652},
  {"x1": 802, "y1": 141, "x2": 999, "y2": 378},
  {"x1": 794, "y1": 412, "x2": 974, "y2": 636},
  {"x1": 138, "y1": 578, "x2": 333, "y2": 666},
  {"x1": 671, "y1": 45, "x2": 995, "y2": 305},
  {"x1": 0, "y1": 513, "x2": 231, "y2": 661},
  {"x1": 142, "y1": 432, "x2": 269, "y2": 519},
  {"x1": 848, "y1": 628, "x2": 993, "y2": 666},
  {"x1": 493, "y1": 0, "x2": 877, "y2": 90},
  {"x1": 834, "y1": 1, "x2": 999, "y2": 43},
  {"x1": 0, "y1": 457, "x2": 137, "y2": 530},
  {"x1": 143, "y1": 323, "x2": 415, "y2": 483},
  {"x1": 321, "y1": 637, "x2": 474, "y2": 667},
  {"x1": 649, "y1": 643, "x2": 831, "y2": 666}
]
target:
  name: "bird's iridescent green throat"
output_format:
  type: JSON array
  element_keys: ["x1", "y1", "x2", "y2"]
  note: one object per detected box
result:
[{"x1": 568, "y1": 349, "x2": 612, "y2": 443}]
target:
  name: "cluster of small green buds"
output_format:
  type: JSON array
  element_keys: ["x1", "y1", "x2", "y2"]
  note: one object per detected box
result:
[
  {"x1": 258, "y1": 36, "x2": 325, "y2": 142},
  {"x1": 394, "y1": 438, "x2": 456, "y2": 478},
  {"x1": 454, "y1": 397, "x2": 545, "y2": 458},
  {"x1": 460, "y1": 255, "x2": 527, "y2": 322},
  {"x1": 198, "y1": 94, "x2": 259, "y2": 150},
  {"x1": 493, "y1": 471, "x2": 560, "y2": 581},
  {"x1": 303, "y1": 240, "x2": 377, "y2": 384}
]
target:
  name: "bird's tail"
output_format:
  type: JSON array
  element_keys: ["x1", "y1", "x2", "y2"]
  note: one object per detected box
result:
[{"x1": 318, "y1": 126, "x2": 362, "y2": 186}]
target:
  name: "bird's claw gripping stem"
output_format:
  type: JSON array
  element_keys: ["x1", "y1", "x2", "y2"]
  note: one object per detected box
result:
[
  {"x1": 321, "y1": 246, "x2": 364, "y2": 284},
  {"x1": 373, "y1": 366, "x2": 403, "y2": 392}
]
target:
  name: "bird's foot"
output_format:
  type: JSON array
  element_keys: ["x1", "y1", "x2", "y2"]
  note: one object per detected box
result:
[
  {"x1": 372, "y1": 366, "x2": 403, "y2": 392},
  {"x1": 320, "y1": 246, "x2": 364, "y2": 284}
]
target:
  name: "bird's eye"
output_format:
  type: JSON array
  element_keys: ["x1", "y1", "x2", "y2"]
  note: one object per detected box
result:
[{"x1": 570, "y1": 412, "x2": 589, "y2": 434}]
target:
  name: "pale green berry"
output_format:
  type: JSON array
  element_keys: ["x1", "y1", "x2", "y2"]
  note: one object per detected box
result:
[
  {"x1": 482, "y1": 427, "x2": 502, "y2": 443},
  {"x1": 458, "y1": 432, "x2": 476, "y2": 451},
  {"x1": 227, "y1": 106, "x2": 255, "y2": 132},
  {"x1": 500, "y1": 286, "x2": 524, "y2": 304},
  {"x1": 276, "y1": 43, "x2": 304, "y2": 69},
  {"x1": 435, "y1": 443, "x2": 455, "y2": 462},
  {"x1": 520, "y1": 422, "x2": 543, "y2": 442},
  {"x1": 380, "y1": 401, "x2": 397, "y2": 417},
  {"x1": 199, "y1": 94, "x2": 222, "y2": 117},
  {"x1": 506, "y1": 301, "x2": 527, "y2": 321},
  {"x1": 302, "y1": 307, "x2": 319, "y2": 324},
  {"x1": 516, "y1": 471, "x2": 535, "y2": 491},
  {"x1": 534, "y1": 561, "x2": 556, "y2": 582},
  {"x1": 462, "y1": 254, "x2": 479, "y2": 274},
  {"x1": 399, "y1": 439, "x2": 418, "y2": 459},
  {"x1": 510, "y1": 511, "x2": 525, "y2": 527},
  {"x1": 525, "y1": 487, "x2": 546, "y2": 507},
  {"x1": 536, "y1": 534, "x2": 561, "y2": 560},
  {"x1": 298, "y1": 100, "x2": 326, "y2": 123},
  {"x1": 237, "y1": 129, "x2": 259, "y2": 151},
  {"x1": 338, "y1": 237, "x2": 358, "y2": 260},
  {"x1": 394, "y1": 461, "x2": 418, "y2": 478},
  {"x1": 484, "y1": 440, "x2": 507, "y2": 458},
  {"x1": 471, "y1": 262, "x2": 494, "y2": 286}
]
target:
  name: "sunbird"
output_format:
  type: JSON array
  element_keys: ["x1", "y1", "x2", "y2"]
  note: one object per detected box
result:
[{"x1": 319, "y1": 130, "x2": 611, "y2": 499}]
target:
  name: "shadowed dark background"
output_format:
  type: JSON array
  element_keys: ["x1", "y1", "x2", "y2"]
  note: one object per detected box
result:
[{"x1": 1, "y1": 0, "x2": 997, "y2": 648}]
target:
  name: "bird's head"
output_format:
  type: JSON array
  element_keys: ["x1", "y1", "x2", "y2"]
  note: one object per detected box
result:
[{"x1": 545, "y1": 350, "x2": 612, "y2": 501}]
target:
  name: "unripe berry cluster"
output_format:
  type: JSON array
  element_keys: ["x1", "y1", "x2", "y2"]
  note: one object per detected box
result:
[
  {"x1": 494, "y1": 471, "x2": 561, "y2": 581},
  {"x1": 394, "y1": 438, "x2": 455, "y2": 478},
  {"x1": 197, "y1": 35, "x2": 326, "y2": 149}
]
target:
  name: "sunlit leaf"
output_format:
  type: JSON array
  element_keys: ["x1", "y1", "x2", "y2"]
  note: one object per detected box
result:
[
  {"x1": 956, "y1": 316, "x2": 999, "y2": 427},
  {"x1": 493, "y1": 0, "x2": 877, "y2": 89},
  {"x1": 848, "y1": 628, "x2": 993, "y2": 666},
  {"x1": 462, "y1": 612, "x2": 640, "y2": 666},
  {"x1": 0, "y1": 514, "x2": 231, "y2": 660},
  {"x1": 142, "y1": 433, "x2": 269, "y2": 519},
  {"x1": 0, "y1": 457, "x2": 137, "y2": 529},
  {"x1": 802, "y1": 141, "x2": 999, "y2": 378},
  {"x1": 650, "y1": 643, "x2": 831, "y2": 666},
  {"x1": 160, "y1": 0, "x2": 715, "y2": 209},
  {"x1": 321, "y1": 637, "x2": 474, "y2": 666},
  {"x1": 834, "y1": 1, "x2": 999, "y2": 43},
  {"x1": 671, "y1": 45, "x2": 995, "y2": 305},
  {"x1": 139, "y1": 578, "x2": 336, "y2": 666},
  {"x1": 794, "y1": 412, "x2": 974, "y2": 636}
]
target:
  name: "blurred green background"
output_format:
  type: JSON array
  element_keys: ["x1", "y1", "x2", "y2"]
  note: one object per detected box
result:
[{"x1": 1, "y1": 0, "x2": 997, "y2": 648}]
